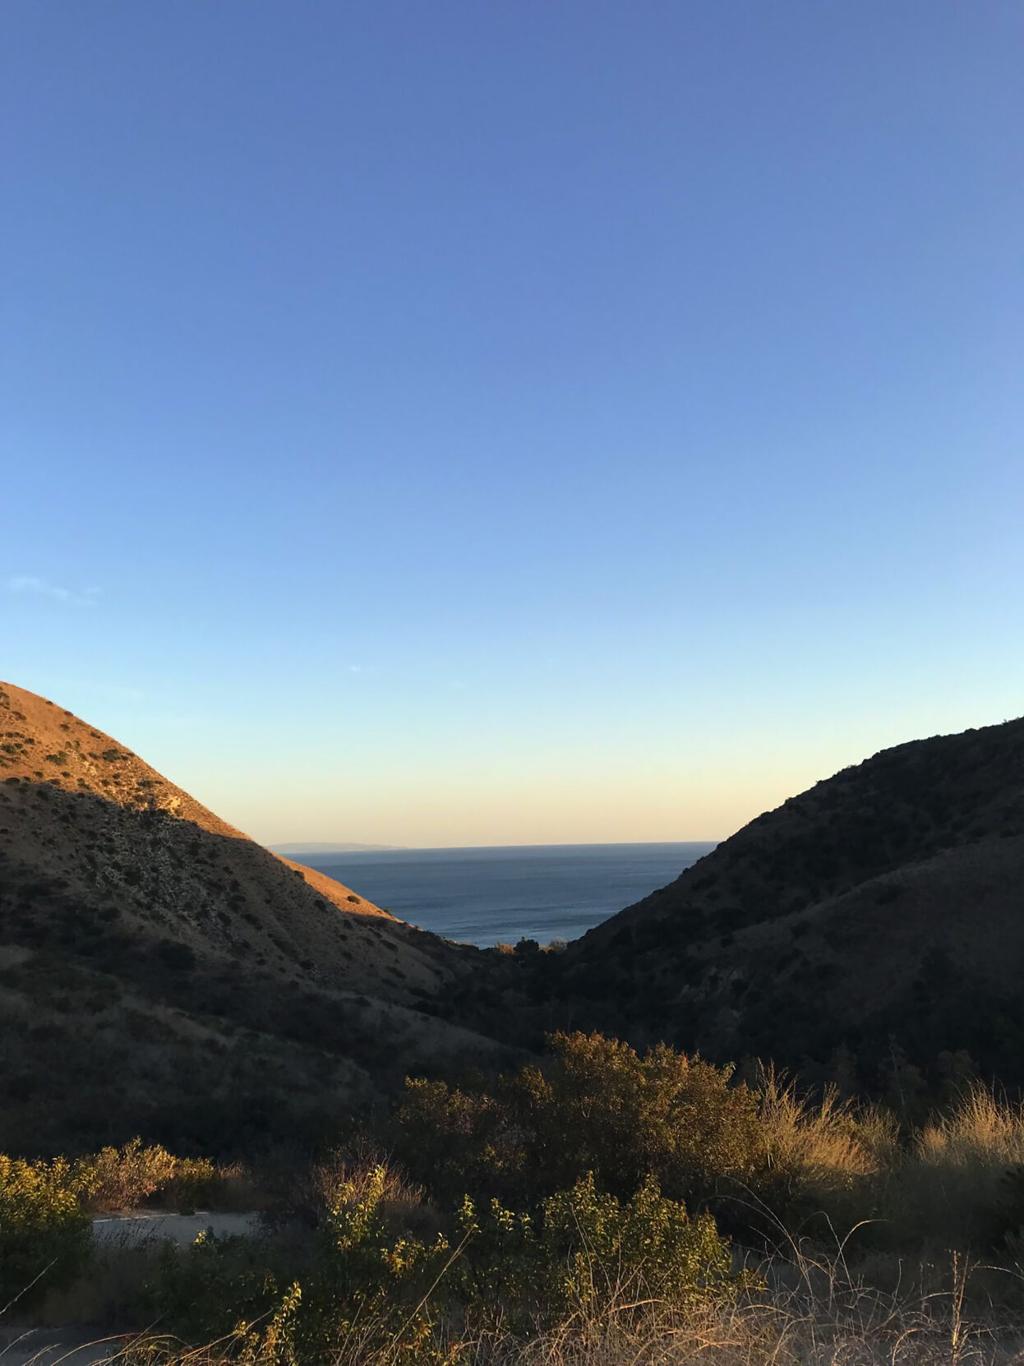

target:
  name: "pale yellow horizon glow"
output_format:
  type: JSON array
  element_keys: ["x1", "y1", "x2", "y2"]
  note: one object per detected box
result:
[
  {"x1": 117, "y1": 696, "x2": 1019, "y2": 853},
  {"x1": 193, "y1": 752, "x2": 837, "y2": 851}
]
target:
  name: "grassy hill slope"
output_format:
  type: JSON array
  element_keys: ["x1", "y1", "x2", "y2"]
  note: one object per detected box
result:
[{"x1": 0, "y1": 682, "x2": 505, "y2": 1153}]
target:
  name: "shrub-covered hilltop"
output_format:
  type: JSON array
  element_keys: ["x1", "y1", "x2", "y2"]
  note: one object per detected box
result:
[
  {"x1": 9, "y1": 1033, "x2": 1024, "y2": 1363},
  {"x1": 458, "y1": 714, "x2": 1024, "y2": 1095}
]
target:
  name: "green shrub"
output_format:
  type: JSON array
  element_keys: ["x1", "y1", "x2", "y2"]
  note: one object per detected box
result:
[
  {"x1": 455, "y1": 1172, "x2": 742, "y2": 1330},
  {"x1": 396, "y1": 1078, "x2": 517, "y2": 1199},
  {"x1": 146, "y1": 1231, "x2": 289, "y2": 1347},
  {"x1": 0, "y1": 1154, "x2": 91, "y2": 1308},
  {"x1": 149, "y1": 1163, "x2": 451, "y2": 1362},
  {"x1": 150, "y1": 1162, "x2": 741, "y2": 1360},
  {"x1": 397, "y1": 1031, "x2": 763, "y2": 1208}
]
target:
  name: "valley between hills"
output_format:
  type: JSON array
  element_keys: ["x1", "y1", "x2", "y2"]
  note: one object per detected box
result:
[
  {"x1": 4, "y1": 677, "x2": 1024, "y2": 1365},
  {"x1": 2, "y1": 676, "x2": 1022, "y2": 1156}
]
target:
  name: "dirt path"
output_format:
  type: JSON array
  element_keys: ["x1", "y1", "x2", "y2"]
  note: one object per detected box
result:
[{"x1": 91, "y1": 1209, "x2": 259, "y2": 1247}]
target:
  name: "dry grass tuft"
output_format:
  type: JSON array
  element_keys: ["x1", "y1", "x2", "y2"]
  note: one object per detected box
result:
[
  {"x1": 73, "y1": 1245, "x2": 1024, "y2": 1364},
  {"x1": 917, "y1": 1087, "x2": 1024, "y2": 1172},
  {"x1": 751, "y1": 1076, "x2": 1024, "y2": 1256},
  {"x1": 750, "y1": 1066, "x2": 898, "y2": 1238},
  {"x1": 884, "y1": 1085, "x2": 1024, "y2": 1250},
  {"x1": 756, "y1": 1066, "x2": 889, "y2": 1180}
]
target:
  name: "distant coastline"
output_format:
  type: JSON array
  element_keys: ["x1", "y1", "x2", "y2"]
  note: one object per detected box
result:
[
  {"x1": 272, "y1": 839, "x2": 716, "y2": 855},
  {"x1": 291, "y1": 842, "x2": 714, "y2": 948}
]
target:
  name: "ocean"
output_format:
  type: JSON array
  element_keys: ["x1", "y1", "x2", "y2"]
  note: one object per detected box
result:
[{"x1": 295, "y1": 842, "x2": 715, "y2": 948}]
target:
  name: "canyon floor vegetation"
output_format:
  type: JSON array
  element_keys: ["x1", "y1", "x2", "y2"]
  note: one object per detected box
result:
[{"x1": 7, "y1": 1034, "x2": 1024, "y2": 1363}]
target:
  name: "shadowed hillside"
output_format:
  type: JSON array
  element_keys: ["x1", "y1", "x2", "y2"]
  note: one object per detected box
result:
[
  {"x1": 542, "y1": 717, "x2": 1024, "y2": 1087},
  {"x1": 0, "y1": 682, "x2": 507, "y2": 1153},
  {"x1": 6, "y1": 678, "x2": 1024, "y2": 1150}
]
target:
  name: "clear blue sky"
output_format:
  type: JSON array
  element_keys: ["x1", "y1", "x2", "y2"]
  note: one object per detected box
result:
[{"x1": 3, "y1": 2, "x2": 1022, "y2": 847}]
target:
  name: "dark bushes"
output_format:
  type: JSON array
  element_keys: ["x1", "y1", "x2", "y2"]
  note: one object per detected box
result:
[{"x1": 395, "y1": 1031, "x2": 763, "y2": 1209}]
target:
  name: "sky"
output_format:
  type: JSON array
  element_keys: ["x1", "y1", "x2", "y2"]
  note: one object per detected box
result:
[{"x1": 2, "y1": 2, "x2": 1022, "y2": 848}]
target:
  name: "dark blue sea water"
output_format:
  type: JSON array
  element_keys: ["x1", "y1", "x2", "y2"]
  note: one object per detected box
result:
[{"x1": 296, "y1": 843, "x2": 715, "y2": 948}]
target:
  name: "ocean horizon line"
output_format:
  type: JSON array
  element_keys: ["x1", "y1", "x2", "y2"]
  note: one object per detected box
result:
[{"x1": 270, "y1": 837, "x2": 720, "y2": 855}]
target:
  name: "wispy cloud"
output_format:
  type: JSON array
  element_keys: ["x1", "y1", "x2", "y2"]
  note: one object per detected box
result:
[{"x1": 6, "y1": 576, "x2": 99, "y2": 607}]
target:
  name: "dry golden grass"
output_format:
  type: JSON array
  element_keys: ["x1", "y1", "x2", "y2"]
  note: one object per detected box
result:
[
  {"x1": 38, "y1": 1246, "x2": 1024, "y2": 1365},
  {"x1": 879, "y1": 1086, "x2": 1024, "y2": 1250},
  {"x1": 917, "y1": 1088, "x2": 1024, "y2": 1172},
  {"x1": 747, "y1": 1076, "x2": 1024, "y2": 1257},
  {"x1": 741, "y1": 1065, "x2": 899, "y2": 1245},
  {"x1": 756, "y1": 1066, "x2": 895, "y2": 1183}
]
